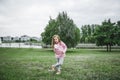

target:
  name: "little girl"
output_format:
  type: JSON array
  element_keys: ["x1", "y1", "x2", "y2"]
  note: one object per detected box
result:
[{"x1": 50, "y1": 35, "x2": 67, "y2": 74}]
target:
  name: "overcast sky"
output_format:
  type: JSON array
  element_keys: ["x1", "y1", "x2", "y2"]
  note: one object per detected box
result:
[{"x1": 0, "y1": 0, "x2": 120, "y2": 37}]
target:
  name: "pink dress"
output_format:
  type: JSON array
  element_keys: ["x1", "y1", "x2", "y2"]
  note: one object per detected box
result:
[{"x1": 53, "y1": 41, "x2": 67, "y2": 58}]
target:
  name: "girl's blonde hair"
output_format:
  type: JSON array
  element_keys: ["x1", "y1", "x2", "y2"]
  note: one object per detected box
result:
[{"x1": 51, "y1": 35, "x2": 61, "y2": 48}]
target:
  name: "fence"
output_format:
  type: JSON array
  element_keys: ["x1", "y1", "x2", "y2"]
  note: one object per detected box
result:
[
  {"x1": 0, "y1": 43, "x2": 42, "y2": 48},
  {"x1": 0, "y1": 43, "x2": 120, "y2": 49},
  {"x1": 76, "y1": 43, "x2": 120, "y2": 49}
]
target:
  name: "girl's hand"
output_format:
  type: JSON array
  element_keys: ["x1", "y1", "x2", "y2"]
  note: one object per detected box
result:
[{"x1": 54, "y1": 44, "x2": 58, "y2": 49}]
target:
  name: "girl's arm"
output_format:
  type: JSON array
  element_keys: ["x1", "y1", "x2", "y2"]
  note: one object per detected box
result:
[{"x1": 60, "y1": 41, "x2": 67, "y2": 53}]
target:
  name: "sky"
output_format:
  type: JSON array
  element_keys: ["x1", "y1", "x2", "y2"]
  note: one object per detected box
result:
[{"x1": 0, "y1": 0, "x2": 120, "y2": 37}]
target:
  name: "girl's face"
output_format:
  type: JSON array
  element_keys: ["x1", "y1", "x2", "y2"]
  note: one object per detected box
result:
[{"x1": 54, "y1": 37, "x2": 59, "y2": 44}]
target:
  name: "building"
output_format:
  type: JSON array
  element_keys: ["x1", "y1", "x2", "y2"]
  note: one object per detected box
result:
[
  {"x1": 0, "y1": 35, "x2": 41, "y2": 42},
  {"x1": 20, "y1": 35, "x2": 30, "y2": 42},
  {"x1": 2, "y1": 36, "x2": 12, "y2": 42},
  {"x1": 13, "y1": 37, "x2": 20, "y2": 41}
]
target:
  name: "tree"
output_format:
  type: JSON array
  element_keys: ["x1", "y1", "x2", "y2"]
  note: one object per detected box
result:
[
  {"x1": 80, "y1": 25, "x2": 87, "y2": 43},
  {"x1": 41, "y1": 18, "x2": 57, "y2": 45},
  {"x1": 115, "y1": 21, "x2": 120, "y2": 46},
  {"x1": 41, "y1": 12, "x2": 80, "y2": 48},
  {"x1": 94, "y1": 19, "x2": 116, "y2": 52},
  {"x1": 80, "y1": 24, "x2": 97, "y2": 43}
]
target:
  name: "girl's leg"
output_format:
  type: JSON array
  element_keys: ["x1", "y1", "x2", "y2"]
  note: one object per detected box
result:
[
  {"x1": 53, "y1": 57, "x2": 64, "y2": 72},
  {"x1": 51, "y1": 57, "x2": 64, "y2": 73}
]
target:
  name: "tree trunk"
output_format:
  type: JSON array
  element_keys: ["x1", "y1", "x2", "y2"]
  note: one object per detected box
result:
[{"x1": 110, "y1": 44, "x2": 111, "y2": 52}]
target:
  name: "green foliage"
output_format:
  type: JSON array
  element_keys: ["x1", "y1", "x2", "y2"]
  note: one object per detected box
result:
[
  {"x1": 29, "y1": 39, "x2": 37, "y2": 43},
  {"x1": 80, "y1": 24, "x2": 97, "y2": 43},
  {"x1": 115, "y1": 21, "x2": 120, "y2": 45},
  {"x1": 94, "y1": 19, "x2": 116, "y2": 51},
  {"x1": 41, "y1": 12, "x2": 80, "y2": 48}
]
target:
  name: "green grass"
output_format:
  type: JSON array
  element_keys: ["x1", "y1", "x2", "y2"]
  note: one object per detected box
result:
[{"x1": 0, "y1": 48, "x2": 120, "y2": 80}]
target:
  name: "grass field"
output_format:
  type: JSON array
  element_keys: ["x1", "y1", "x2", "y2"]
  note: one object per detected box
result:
[{"x1": 0, "y1": 48, "x2": 120, "y2": 80}]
